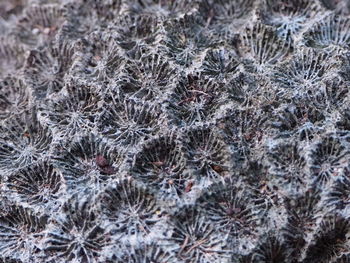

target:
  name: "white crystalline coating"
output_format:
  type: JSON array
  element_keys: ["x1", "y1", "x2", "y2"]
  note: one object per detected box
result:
[{"x1": 1, "y1": 0, "x2": 350, "y2": 262}]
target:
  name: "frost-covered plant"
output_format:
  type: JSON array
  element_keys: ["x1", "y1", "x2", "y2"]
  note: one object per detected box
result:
[
  {"x1": 98, "y1": 177, "x2": 163, "y2": 240},
  {"x1": 0, "y1": 205, "x2": 47, "y2": 261},
  {"x1": 6, "y1": 161, "x2": 63, "y2": 210},
  {"x1": 54, "y1": 133, "x2": 122, "y2": 194},
  {"x1": 45, "y1": 197, "x2": 110, "y2": 263},
  {"x1": 0, "y1": 113, "x2": 52, "y2": 174}
]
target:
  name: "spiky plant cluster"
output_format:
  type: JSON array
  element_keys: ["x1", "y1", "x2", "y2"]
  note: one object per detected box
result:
[{"x1": 2, "y1": 0, "x2": 350, "y2": 262}]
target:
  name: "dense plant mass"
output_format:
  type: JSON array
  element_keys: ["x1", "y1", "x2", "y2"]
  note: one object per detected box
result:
[{"x1": 1, "y1": 0, "x2": 350, "y2": 262}]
